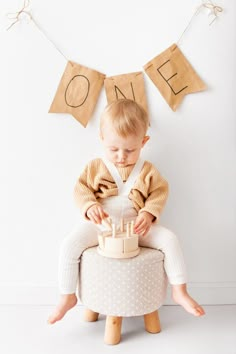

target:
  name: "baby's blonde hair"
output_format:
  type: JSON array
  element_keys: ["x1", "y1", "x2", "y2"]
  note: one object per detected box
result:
[{"x1": 100, "y1": 99, "x2": 149, "y2": 138}]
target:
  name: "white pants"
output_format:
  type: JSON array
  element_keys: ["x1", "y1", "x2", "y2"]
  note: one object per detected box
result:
[{"x1": 58, "y1": 198, "x2": 187, "y2": 294}]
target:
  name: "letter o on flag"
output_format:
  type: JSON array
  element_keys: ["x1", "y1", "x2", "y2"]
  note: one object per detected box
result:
[{"x1": 65, "y1": 75, "x2": 90, "y2": 108}]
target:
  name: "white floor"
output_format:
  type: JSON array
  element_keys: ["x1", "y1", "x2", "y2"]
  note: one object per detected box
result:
[{"x1": 1, "y1": 304, "x2": 236, "y2": 354}]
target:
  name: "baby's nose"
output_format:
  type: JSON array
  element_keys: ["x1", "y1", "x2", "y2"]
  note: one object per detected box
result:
[{"x1": 118, "y1": 150, "x2": 126, "y2": 160}]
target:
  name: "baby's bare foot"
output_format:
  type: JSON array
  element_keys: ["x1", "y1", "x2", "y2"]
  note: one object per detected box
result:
[
  {"x1": 47, "y1": 294, "x2": 77, "y2": 324},
  {"x1": 172, "y1": 285, "x2": 205, "y2": 317}
]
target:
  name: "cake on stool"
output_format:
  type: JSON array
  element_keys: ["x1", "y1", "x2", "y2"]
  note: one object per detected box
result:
[{"x1": 97, "y1": 218, "x2": 140, "y2": 259}]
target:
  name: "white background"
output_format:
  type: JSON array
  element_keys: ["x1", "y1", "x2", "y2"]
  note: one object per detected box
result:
[{"x1": 0, "y1": 0, "x2": 235, "y2": 305}]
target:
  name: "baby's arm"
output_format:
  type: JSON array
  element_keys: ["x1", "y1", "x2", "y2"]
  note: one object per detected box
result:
[
  {"x1": 134, "y1": 211, "x2": 154, "y2": 236},
  {"x1": 74, "y1": 160, "x2": 111, "y2": 224},
  {"x1": 132, "y1": 163, "x2": 169, "y2": 236},
  {"x1": 74, "y1": 163, "x2": 101, "y2": 219},
  {"x1": 137, "y1": 164, "x2": 169, "y2": 223}
]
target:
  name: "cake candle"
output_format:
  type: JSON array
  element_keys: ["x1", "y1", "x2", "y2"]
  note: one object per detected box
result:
[
  {"x1": 126, "y1": 222, "x2": 130, "y2": 238},
  {"x1": 130, "y1": 220, "x2": 134, "y2": 235},
  {"x1": 120, "y1": 218, "x2": 124, "y2": 232},
  {"x1": 102, "y1": 218, "x2": 112, "y2": 230},
  {"x1": 112, "y1": 223, "x2": 116, "y2": 238}
]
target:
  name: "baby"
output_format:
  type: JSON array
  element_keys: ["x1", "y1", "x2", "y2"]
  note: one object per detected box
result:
[{"x1": 48, "y1": 99, "x2": 205, "y2": 324}]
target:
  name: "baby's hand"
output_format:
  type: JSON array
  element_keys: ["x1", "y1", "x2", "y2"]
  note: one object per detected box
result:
[
  {"x1": 86, "y1": 204, "x2": 109, "y2": 224},
  {"x1": 134, "y1": 211, "x2": 154, "y2": 237}
]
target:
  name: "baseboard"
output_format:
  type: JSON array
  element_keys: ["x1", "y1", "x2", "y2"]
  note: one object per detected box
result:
[
  {"x1": 164, "y1": 282, "x2": 236, "y2": 305},
  {"x1": 0, "y1": 282, "x2": 235, "y2": 305},
  {"x1": 0, "y1": 283, "x2": 59, "y2": 305}
]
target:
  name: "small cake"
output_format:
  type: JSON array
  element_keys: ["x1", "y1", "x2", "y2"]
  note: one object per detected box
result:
[{"x1": 97, "y1": 219, "x2": 140, "y2": 259}]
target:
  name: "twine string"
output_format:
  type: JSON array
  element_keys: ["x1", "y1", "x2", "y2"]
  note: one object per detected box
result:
[
  {"x1": 177, "y1": 1, "x2": 223, "y2": 45},
  {"x1": 204, "y1": 1, "x2": 223, "y2": 25},
  {"x1": 6, "y1": 0, "x2": 68, "y2": 61},
  {"x1": 6, "y1": 1, "x2": 223, "y2": 57},
  {"x1": 6, "y1": 0, "x2": 31, "y2": 30}
]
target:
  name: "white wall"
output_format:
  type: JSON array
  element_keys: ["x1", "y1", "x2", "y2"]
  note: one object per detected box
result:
[{"x1": 1, "y1": 0, "x2": 235, "y2": 305}]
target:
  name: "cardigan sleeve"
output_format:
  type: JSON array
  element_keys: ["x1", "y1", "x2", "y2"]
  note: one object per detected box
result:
[
  {"x1": 74, "y1": 163, "x2": 100, "y2": 219},
  {"x1": 138, "y1": 166, "x2": 169, "y2": 222}
]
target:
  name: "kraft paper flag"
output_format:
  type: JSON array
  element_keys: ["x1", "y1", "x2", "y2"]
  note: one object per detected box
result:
[
  {"x1": 49, "y1": 61, "x2": 105, "y2": 127},
  {"x1": 104, "y1": 71, "x2": 148, "y2": 113},
  {"x1": 144, "y1": 44, "x2": 206, "y2": 111}
]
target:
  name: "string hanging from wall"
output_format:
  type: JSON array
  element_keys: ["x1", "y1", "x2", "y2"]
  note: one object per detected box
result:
[{"x1": 6, "y1": 0, "x2": 223, "y2": 127}]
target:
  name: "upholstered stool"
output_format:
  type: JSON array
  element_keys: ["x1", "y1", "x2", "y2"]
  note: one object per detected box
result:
[{"x1": 79, "y1": 246, "x2": 167, "y2": 345}]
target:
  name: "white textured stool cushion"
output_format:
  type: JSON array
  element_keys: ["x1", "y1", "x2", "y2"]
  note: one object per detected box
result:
[{"x1": 79, "y1": 247, "x2": 167, "y2": 317}]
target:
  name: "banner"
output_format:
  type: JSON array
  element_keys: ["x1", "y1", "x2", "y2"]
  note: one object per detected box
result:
[{"x1": 7, "y1": 2, "x2": 223, "y2": 125}]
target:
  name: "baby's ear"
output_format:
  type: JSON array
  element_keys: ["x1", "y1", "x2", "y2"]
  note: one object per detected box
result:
[{"x1": 142, "y1": 135, "x2": 150, "y2": 146}]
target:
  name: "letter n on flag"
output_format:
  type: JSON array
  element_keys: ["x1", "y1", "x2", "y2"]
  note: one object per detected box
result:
[
  {"x1": 49, "y1": 61, "x2": 105, "y2": 127},
  {"x1": 104, "y1": 71, "x2": 148, "y2": 113},
  {"x1": 144, "y1": 44, "x2": 206, "y2": 111}
]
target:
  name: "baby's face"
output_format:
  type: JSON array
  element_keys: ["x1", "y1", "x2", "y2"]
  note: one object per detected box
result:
[{"x1": 101, "y1": 122, "x2": 149, "y2": 167}]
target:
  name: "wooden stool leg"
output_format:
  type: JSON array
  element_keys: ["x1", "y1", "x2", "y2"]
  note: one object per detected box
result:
[
  {"x1": 144, "y1": 310, "x2": 161, "y2": 333},
  {"x1": 104, "y1": 316, "x2": 122, "y2": 345},
  {"x1": 84, "y1": 308, "x2": 99, "y2": 322}
]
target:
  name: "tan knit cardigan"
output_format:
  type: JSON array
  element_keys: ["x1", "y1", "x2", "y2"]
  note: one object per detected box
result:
[{"x1": 74, "y1": 158, "x2": 169, "y2": 221}]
